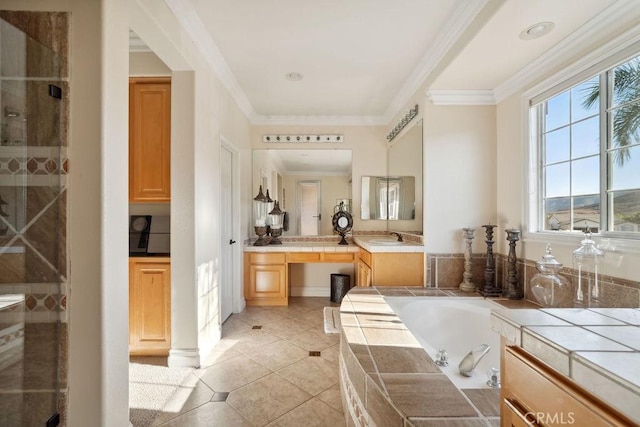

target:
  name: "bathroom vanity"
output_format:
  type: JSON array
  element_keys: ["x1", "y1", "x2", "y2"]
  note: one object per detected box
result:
[{"x1": 243, "y1": 236, "x2": 424, "y2": 306}]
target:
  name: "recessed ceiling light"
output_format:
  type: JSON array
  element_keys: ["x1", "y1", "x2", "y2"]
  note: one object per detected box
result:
[
  {"x1": 285, "y1": 72, "x2": 304, "y2": 81},
  {"x1": 519, "y1": 22, "x2": 554, "y2": 40}
]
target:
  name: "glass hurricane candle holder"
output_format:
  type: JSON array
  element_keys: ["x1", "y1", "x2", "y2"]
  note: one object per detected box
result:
[
  {"x1": 573, "y1": 230, "x2": 604, "y2": 307},
  {"x1": 530, "y1": 244, "x2": 571, "y2": 307}
]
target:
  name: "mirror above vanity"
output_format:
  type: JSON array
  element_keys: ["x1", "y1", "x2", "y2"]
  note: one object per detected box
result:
[
  {"x1": 360, "y1": 119, "x2": 422, "y2": 232},
  {"x1": 252, "y1": 149, "x2": 352, "y2": 236}
]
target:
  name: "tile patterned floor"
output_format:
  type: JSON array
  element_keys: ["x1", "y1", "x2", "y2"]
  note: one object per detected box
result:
[{"x1": 130, "y1": 297, "x2": 345, "y2": 426}]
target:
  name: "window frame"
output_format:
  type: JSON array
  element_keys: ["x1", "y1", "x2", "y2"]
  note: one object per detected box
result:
[{"x1": 523, "y1": 40, "x2": 640, "y2": 253}]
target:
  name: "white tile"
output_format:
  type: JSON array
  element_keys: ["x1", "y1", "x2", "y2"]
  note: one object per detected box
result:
[
  {"x1": 542, "y1": 308, "x2": 626, "y2": 326},
  {"x1": 585, "y1": 326, "x2": 640, "y2": 350},
  {"x1": 493, "y1": 308, "x2": 572, "y2": 327},
  {"x1": 572, "y1": 353, "x2": 640, "y2": 422},
  {"x1": 522, "y1": 329, "x2": 571, "y2": 375},
  {"x1": 572, "y1": 351, "x2": 640, "y2": 391},
  {"x1": 489, "y1": 314, "x2": 520, "y2": 345},
  {"x1": 588, "y1": 308, "x2": 640, "y2": 325},
  {"x1": 524, "y1": 326, "x2": 632, "y2": 352}
]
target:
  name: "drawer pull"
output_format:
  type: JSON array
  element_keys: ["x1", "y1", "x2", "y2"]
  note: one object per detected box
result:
[{"x1": 504, "y1": 398, "x2": 538, "y2": 426}]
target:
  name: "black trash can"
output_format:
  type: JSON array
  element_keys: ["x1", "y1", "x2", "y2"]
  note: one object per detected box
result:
[{"x1": 330, "y1": 274, "x2": 351, "y2": 303}]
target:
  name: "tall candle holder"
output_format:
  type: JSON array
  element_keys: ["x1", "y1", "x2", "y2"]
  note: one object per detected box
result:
[
  {"x1": 503, "y1": 229, "x2": 522, "y2": 299},
  {"x1": 459, "y1": 227, "x2": 476, "y2": 293},
  {"x1": 481, "y1": 224, "x2": 501, "y2": 297}
]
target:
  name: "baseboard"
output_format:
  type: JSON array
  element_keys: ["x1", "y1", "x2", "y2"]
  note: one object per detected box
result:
[
  {"x1": 290, "y1": 286, "x2": 331, "y2": 297},
  {"x1": 167, "y1": 348, "x2": 201, "y2": 368}
]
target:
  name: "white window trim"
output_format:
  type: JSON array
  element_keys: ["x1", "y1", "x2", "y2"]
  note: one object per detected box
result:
[{"x1": 522, "y1": 26, "x2": 640, "y2": 255}]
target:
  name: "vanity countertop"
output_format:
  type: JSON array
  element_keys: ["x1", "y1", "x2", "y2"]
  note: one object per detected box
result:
[
  {"x1": 244, "y1": 240, "x2": 360, "y2": 253},
  {"x1": 243, "y1": 235, "x2": 424, "y2": 253},
  {"x1": 353, "y1": 235, "x2": 424, "y2": 253},
  {"x1": 491, "y1": 307, "x2": 640, "y2": 422}
]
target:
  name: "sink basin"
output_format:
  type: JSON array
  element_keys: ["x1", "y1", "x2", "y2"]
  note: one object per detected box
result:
[{"x1": 368, "y1": 239, "x2": 404, "y2": 246}]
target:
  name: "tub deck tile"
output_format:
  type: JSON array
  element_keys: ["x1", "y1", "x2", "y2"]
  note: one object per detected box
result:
[
  {"x1": 380, "y1": 373, "x2": 478, "y2": 418},
  {"x1": 408, "y1": 418, "x2": 491, "y2": 427},
  {"x1": 461, "y1": 388, "x2": 500, "y2": 417},
  {"x1": 369, "y1": 346, "x2": 440, "y2": 374}
]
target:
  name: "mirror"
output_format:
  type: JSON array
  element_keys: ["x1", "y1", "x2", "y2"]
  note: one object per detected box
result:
[
  {"x1": 360, "y1": 176, "x2": 415, "y2": 220},
  {"x1": 252, "y1": 149, "x2": 352, "y2": 236},
  {"x1": 387, "y1": 119, "x2": 422, "y2": 231}
]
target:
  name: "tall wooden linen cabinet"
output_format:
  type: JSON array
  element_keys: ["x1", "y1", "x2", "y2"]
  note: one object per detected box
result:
[{"x1": 129, "y1": 77, "x2": 172, "y2": 355}]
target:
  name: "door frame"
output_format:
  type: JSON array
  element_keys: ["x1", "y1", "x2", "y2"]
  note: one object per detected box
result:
[{"x1": 220, "y1": 136, "x2": 244, "y2": 315}]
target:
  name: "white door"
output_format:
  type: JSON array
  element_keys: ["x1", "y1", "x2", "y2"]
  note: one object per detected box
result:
[
  {"x1": 298, "y1": 180, "x2": 321, "y2": 235},
  {"x1": 220, "y1": 145, "x2": 235, "y2": 322}
]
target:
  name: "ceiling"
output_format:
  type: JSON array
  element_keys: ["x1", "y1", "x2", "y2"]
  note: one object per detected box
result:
[{"x1": 135, "y1": 0, "x2": 639, "y2": 124}]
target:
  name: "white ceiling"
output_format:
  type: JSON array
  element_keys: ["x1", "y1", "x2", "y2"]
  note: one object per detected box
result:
[{"x1": 144, "y1": 0, "x2": 639, "y2": 124}]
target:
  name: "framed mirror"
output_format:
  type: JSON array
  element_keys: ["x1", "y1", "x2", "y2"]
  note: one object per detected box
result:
[{"x1": 252, "y1": 149, "x2": 352, "y2": 236}]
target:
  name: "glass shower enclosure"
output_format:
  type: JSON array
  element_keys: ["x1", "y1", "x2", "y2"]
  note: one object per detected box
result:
[{"x1": 0, "y1": 13, "x2": 66, "y2": 426}]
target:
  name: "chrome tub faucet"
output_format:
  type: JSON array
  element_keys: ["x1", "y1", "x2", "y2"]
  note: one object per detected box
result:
[
  {"x1": 390, "y1": 232, "x2": 403, "y2": 242},
  {"x1": 458, "y1": 344, "x2": 490, "y2": 377}
]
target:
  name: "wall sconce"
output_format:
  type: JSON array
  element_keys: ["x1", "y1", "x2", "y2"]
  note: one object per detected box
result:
[{"x1": 386, "y1": 104, "x2": 419, "y2": 142}]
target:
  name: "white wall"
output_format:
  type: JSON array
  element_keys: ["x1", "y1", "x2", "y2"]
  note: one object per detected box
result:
[
  {"x1": 423, "y1": 103, "x2": 497, "y2": 254},
  {"x1": 129, "y1": 51, "x2": 171, "y2": 76}
]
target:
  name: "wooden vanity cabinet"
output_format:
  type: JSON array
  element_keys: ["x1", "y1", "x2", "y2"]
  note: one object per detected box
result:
[
  {"x1": 129, "y1": 258, "x2": 171, "y2": 356},
  {"x1": 501, "y1": 344, "x2": 634, "y2": 427},
  {"x1": 244, "y1": 253, "x2": 288, "y2": 306},
  {"x1": 356, "y1": 249, "x2": 372, "y2": 287},
  {"x1": 357, "y1": 248, "x2": 424, "y2": 286},
  {"x1": 129, "y1": 77, "x2": 171, "y2": 203}
]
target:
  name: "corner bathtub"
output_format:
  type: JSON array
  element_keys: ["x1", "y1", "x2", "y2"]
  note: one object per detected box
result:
[{"x1": 384, "y1": 296, "x2": 502, "y2": 389}]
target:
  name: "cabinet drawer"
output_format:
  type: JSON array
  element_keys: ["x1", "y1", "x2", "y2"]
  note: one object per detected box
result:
[
  {"x1": 323, "y1": 253, "x2": 355, "y2": 263},
  {"x1": 359, "y1": 249, "x2": 372, "y2": 267},
  {"x1": 249, "y1": 253, "x2": 286, "y2": 264},
  {"x1": 504, "y1": 346, "x2": 631, "y2": 427},
  {"x1": 288, "y1": 252, "x2": 321, "y2": 263}
]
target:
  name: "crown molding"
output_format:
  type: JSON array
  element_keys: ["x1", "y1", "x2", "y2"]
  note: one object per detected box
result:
[
  {"x1": 250, "y1": 114, "x2": 387, "y2": 127},
  {"x1": 494, "y1": 0, "x2": 640, "y2": 103},
  {"x1": 427, "y1": 90, "x2": 496, "y2": 105},
  {"x1": 164, "y1": 0, "x2": 256, "y2": 120},
  {"x1": 129, "y1": 29, "x2": 152, "y2": 53},
  {"x1": 383, "y1": 0, "x2": 489, "y2": 120}
]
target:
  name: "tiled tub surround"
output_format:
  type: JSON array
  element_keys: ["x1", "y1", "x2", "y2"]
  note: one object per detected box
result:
[
  {"x1": 339, "y1": 287, "x2": 501, "y2": 427},
  {"x1": 427, "y1": 253, "x2": 640, "y2": 308},
  {"x1": 491, "y1": 307, "x2": 640, "y2": 422}
]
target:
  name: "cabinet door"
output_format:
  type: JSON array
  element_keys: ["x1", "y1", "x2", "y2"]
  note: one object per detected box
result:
[
  {"x1": 129, "y1": 78, "x2": 171, "y2": 202},
  {"x1": 371, "y1": 253, "x2": 423, "y2": 286},
  {"x1": 356, "y1": 260, "x2": 372, "y2": 287},
  {"x1": 247, "y1": 263, "x2": 287, "y2": 305},
  {"x1": 129, "y1": 260, "x2": 171, "y2": 355}
]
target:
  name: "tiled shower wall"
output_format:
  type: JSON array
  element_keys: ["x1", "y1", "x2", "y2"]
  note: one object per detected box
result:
[
  {"x1": 0, "y1": 10, "x2": 69, "y2": 425},
  {"x1": 427, "y1": 252, "x2": 640, "y2": 308}
]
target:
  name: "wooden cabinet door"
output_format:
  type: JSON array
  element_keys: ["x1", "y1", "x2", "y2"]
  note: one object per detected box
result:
[
  {"x1": 371, "y1": 253, "x2": 423, "y2": 286},
  {"x1": 356, "y1": 259, "x2": 371, "y2": 287},
  {"x1": 129, "y1": 259, "x2": 171, "y2": 355},
  {"x1": 244, "y1": 252, "x2": 288, "y2": 306},
  {"x1": 129, "y1": 78, "x2": 171, "y2": 202}
]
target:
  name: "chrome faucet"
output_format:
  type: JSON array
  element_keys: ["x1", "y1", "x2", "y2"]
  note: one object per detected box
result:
[
  {"x1": 389, "y1": 232, "x2": 403, "y2": 242},
  {"x1": 458, "y1": 344, "x2": 490, "y2": 377}
]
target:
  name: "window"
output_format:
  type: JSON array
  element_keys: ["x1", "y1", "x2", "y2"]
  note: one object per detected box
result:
[{"x1": 532, "y1": 54, "x2": 640, "y2": 237}]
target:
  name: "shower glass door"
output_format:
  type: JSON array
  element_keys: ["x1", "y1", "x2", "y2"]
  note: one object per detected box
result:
[{"x1": 0, "y1": 13, "x2": 65, "y2": 426}]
